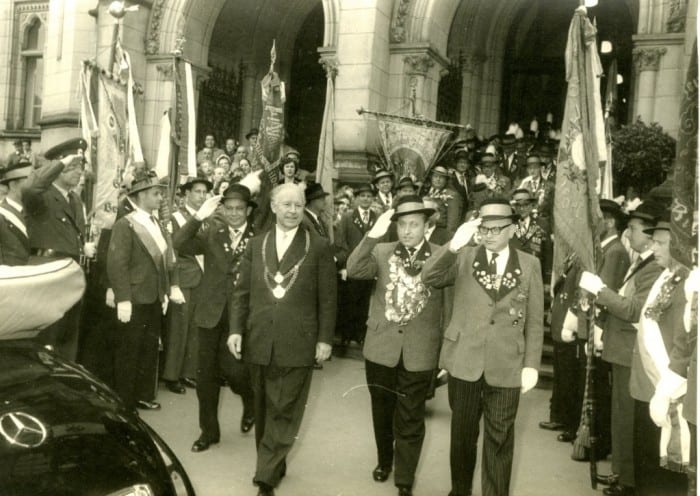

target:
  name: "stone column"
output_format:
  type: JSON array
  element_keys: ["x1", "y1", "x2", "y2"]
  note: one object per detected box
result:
[
  {"x1": 40, "y1": 0, "x2": 96, "y2": 146},
  {"x1": 238, "y1": 61, "x2": 257, "y2": 143},
  {"x1": 460, "y1": 53, "x2": 486, "y2": 128},
  {"x1": 632, "y1": 46, "x2": 666, "y2": 122}
]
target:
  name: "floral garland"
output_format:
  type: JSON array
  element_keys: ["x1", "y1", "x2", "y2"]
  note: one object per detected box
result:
[
  {"x1": 644, "y1": 270, "x2": 687, "y2": 322},
  {"x1": 429, "y1": 188, "x2": 454, "y2": 204},
  {"x1": 385, "y1": 254, "x2": 431, "y2": 325}
]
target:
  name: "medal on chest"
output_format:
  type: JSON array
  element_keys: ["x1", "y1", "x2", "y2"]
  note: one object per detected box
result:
[{"x1": 262, "y1": 231, "x2": 311, "y2": 299}]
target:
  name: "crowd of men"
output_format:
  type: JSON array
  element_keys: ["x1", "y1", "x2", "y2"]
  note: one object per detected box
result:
[{"x1": 0, "y1": 125, "x2": 696, "y2": 496}]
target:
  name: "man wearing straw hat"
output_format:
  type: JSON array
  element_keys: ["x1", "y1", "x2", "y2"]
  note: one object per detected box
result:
[
  {"x1": 423, "y1": 198, "x2": 543, "y2": 496},
  {"x1": 347, "y1": 195, "x2": 446, "y2": 496},
  {"x1": 107, "y1": 169, "x2": 184, "y2": 411},
  {"x1": 426, "y1": 165, "x2": 463, "y2": 236}
]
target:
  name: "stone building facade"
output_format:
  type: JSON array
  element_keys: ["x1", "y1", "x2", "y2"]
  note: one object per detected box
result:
[{"x1": 0, "y1": 0, "x2": 695, "y2": 182}]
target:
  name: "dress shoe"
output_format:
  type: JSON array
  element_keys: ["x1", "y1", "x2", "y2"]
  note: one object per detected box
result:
[
  {"x1": 181, "y1": 377, "x2": 197, "y2": 388},
  {"x1": 557, "y1": 431, "x2": 576, "y2": 443},
  {"x1": 539, "y1": 420, "x2": 565, "y2": 431},
  {"x1": 165, "y1": 380, "x2": 186, "y2": 394},
  {"x1": 596, "y1": 473, "x2": 619, "y2": 486},
  {"x1": 240, "y1": 414, "x2": 255, "y2": 433},
  {"x1": 256, "y1": 482, "x2": 275, "y2": 496},
  {"x1": 372, "y1": 465, "x2": 392, "y2": 482},
  {"x1": 603, "y1": 483, "x2": 635, "y2": 496},
  {"x1": 398, "y1": 486, "x2": 413, "y2": 496},
  {"x1": 191, "y1": 434, "x2": 219, "y2": 452},
  {"x1": 313, "y1": 362, "x2": 324, "y2": 370},
  {"x1": 136, "y1": 400, "x2": 161, "y2": 410}
]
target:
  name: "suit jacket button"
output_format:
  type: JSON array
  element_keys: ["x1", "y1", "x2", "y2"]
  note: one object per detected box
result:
[
  {"x1": 490, "y1": 320, "x2": 495, "y2": 325},
  {"x1": 398, "y1": 329, "x2": 403, "y2": 334}
]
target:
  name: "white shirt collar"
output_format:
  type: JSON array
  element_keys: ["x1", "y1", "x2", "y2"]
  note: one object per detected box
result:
[
  {"x1": 519, "y1": 216, "x2": 531, "y2": 230},
  {"x1": 485, "y1": 245, "x2": 510, "y2": 276},
  {"x1": 53, "y1": 182, "x2": 70, "y2": 201},
  {"x1": 424, "y1": 224, "x2": 435, "y2": 240},
  {"x1": 5, "y1": 197, "x2": 23, "y2": 213},
  {"x1": 230, "y1": 222, "x2": 247, "y2": 235},
  {"x1": 405, "y1": 239, "x2": 425, "y2": 254},
  {"x1": 306, "y1": 209, "x2": 319, "y2": 223},
  {"x1": 639, "y1": 249, "x2": 654, "y2": 261},
  {"x1": 600, "y1": 234, "x2": 618, "y2": 249},
  {"x1": 276, "y1": 224, "x2": 299, "y2": 239}
]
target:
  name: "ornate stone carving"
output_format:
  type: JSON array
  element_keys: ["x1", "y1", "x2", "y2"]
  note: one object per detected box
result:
[
  {"x1": 145, "y1": 0, "x2": 166, "y2": 55},
  {"x1": 156, "y1": 62, "x2": 173, "y2": 80},
  {"x1": 666, "y1": 0, "x2": 686, "y2": 33},
  {"x1": 404, "y1": 54, "x2": 434, "y2": 75},
  {"x1": 390, "y1": 0, "x2": 411, "y2": 43},
  {"x1": 319, "y1": 55, "x2": 339, "y2": 79},
  {"x1": 632, "y1": 47, "x2": 667, "y2": 72}
]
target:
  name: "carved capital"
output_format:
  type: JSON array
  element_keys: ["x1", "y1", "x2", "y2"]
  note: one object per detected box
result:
[
  {"x1": 319, "y1": 55, "x2": 339, "y2": 79},
  {"x1": 145, "y1": 0, "x2": 166, "y2": 55},
  {"x1": 390, "y1": 0, "x2": 411, "y2": 43},
  {"x1": 404, "y1": 54, "x2": 434, "y2": 76},
  {"x1": 156, "y1": 62, "x2": 173, "y2": 80},
  {"x1": 632, "y1": 47, "x2": 667, "y2": 72}
]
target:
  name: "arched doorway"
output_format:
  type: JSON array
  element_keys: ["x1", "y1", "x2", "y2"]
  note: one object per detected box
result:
[{"x1": 200, "y1": 0, "x2": 325, "y2": 166}]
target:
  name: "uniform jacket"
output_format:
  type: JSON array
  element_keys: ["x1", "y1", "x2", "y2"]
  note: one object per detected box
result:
[
  {"x1": 173, "y1": 216, "x2": 254, "y2": 329},
  {"x1": 0, "y1": 199, "x2": 30, "y2": 265},
  {"x1": 302, "y1": 209, "x2": 330, "y2": 240},
  {"x1": 96, "y1": 196, "x2": 135, "y2": 289},
  {"x1": 171, "y1": 207, "x2": 204, "y2": 289},
  {"x1": 423, "y1": 244, "x2": 544, "y2": 387},
  {"x1": 426, "y1": 226, "x2": 451, "y2": 246},
  {"x1": 25, "y1": 175, "x2": 85, "y2": 259},
  {"x1": 598, "y1": 254, "x2": 663, "y2": 367},
  {"x1": 549, "y1": 256, "x2": 581, "y2": 343},
  {"x1": 229, "y1": 224, "x2": 337, "y2": 368},
  {"x1": 596, "y1": 236, "x2": 631, "y2": 330},
  {"x1": 107, "y1": 212, "x2": 176, "y2": 305},
  {"x1": 630, "y1": 269, "x2": 689, "y2": 402},
  {"x1": 347, "y1": 236, "x2": 444, "y2": 372},
  {"x1": 335, "y1": 208, "x2": 377, "y2": 268}
]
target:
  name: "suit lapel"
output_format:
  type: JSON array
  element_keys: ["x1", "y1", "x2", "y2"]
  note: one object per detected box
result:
[
  {"x1": 471, "y1": 245, "x2": 495, "y2": 299},
  {"x1": 278, "y1": 227, "x2": 306, "y2": 274},
  {"x1": 50, "y1": 187, "x2": 83, "y2": 236},
  {"x1": 265, "y1": 228, "x2": 280, "y2": 273},
  {"x1": 624, "y1": 255, "x2": 655, "y2": 285},
  {"x1": 496, "y1": 249, "x2": 522, "y2": 301}
]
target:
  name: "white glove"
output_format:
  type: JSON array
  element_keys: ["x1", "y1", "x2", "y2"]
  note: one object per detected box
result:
[
  {"x1": 105, "y1": 288, "x2": 115, "y2": 308},
  {"x1": 83, "y1": 241, "x2": 96, "y2": 258},
  {"x1": 162, "y1": 295, "x2": 169, "y2": 315},
  {"x1": 475, "y1": 174, "x2": 488, "y2": 185},
  {"x1": 238, "y1": 169, "x2": 262, "y2": 195},
  {"x1": 117, "y1": 301, "x2": 132, "y2": 323},
  {"x1": 315, "y1": 342, "x2": 332, "y2": 362},
  {"x1": 594, "y1": 325, "x2": 604, "y2": 352},
  {"x1": 649, "y1": 392, "x2": 671, "y2": 428},
  {"x1": 59, "y1": 153, "x2": 84, "y2": 166},
  {"x1": 579, "y1": 271, "x2": 606, "y2": 295},
  {"x1": 367, "y1": 209, "x2": 394, "y2": 239},
  {"x1": 227, "y1": 334, "x2": 242, "y2": 359},
  {"x1": 169, "y1": 285, "x2": 186, "y2": 304},
  {"x1": 195, "y1": 194, "x2": 223, "y2": 220},
  {"x1": 521, "y1": 367, "x2": 538, "y2": 394},
  {"x1": 449, "y1": 218, "x2": 482, "y2": 252},
  {"x1": 339, "y1": 268, "x2": 348, "y2": 281},
  {"x1": 561, "y1": 309, "x2": 578, "y2": 342}
]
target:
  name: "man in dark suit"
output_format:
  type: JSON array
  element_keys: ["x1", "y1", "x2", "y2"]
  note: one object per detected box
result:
[
  {"x1": 373, "y1": 170, "x2": 395, "y2": 212},
  {"x1": 107, "y1": 170, "x2": 184, "y2": 411},
  {"x1": 227, "y1": 183, "x2": 336, "y2": 496},
  {"x1": 302, "y1": 182, "x2": 331, "y2": 240},
  {"x1": 423, "y1": 198, "x2": 544, "y2": 496},
  {"x1": 335, "y1": 183, "x2": 377, "y2": 346},
  {"x1": 163, "y1": 176, "x2": 212, "y2": 394},
  {"x1": 579, "y1": 201, "x2": 665, "y2": 496},
  {"x1": 421, "y1": 197, "x2": 451, "y2": 246},
  {"x1": 347, "y1": 196, "x2": 445, "y2": 496},
  {"x1": 425, "y1": 165, "x2": 463, "y2": 236},
  {"x1": 450, "y1": 147, "x2": 474, "y2": 212},
  {"x1": 24, "y1": 138, "x2": 94, "y2": 361},
  {"x1": 0, "y1": 155, "x2": 68, "y2": 265},
  {"x1": 173, "y1": 184, "x2": 257, "y2": 452}
]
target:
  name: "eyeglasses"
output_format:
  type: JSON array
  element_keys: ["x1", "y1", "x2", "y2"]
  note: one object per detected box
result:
[{"x1": 477, "y1": 224, "x2": 512, "y2": 236}]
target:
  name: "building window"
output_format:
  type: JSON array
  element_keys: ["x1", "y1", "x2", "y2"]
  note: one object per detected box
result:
[{"x1": 21, "y1": 18, "x2": 45, "y2": 129}]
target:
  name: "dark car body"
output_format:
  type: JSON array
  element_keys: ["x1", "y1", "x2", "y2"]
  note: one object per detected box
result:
[{"x1": 0, "y1": 340, "x2": 195, "y2": 496}]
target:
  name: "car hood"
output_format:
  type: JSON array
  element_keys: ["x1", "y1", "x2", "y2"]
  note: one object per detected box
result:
[{"x1": 0, "y1": 342, "x2": 174, "y2": 496}]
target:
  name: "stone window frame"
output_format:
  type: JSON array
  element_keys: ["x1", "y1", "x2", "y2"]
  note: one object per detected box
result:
[{"x1": 7, "y1": 2, "x2": 48, "y2": 132}]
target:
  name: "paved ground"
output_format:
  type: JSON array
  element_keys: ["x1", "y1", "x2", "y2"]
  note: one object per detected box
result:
[{"x1": 142, "y1": 355, "x2": 611, "y2": 496}]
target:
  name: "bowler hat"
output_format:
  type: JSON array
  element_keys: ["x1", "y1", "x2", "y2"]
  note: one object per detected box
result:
[
  {"x1": 599, "y1": 199, "x2": 626, "y2": 219},
  {"x1": 390, "y1": 195, "x2": 435, "y2": 221},
  {"x1": 128, "y1": 170, "x2": 165, "y2": 196},
  {"x1": 44, "y1": 138, "x2": 88, "y2": 160},
  {"x1": 355, "y1": 183, "x2": 375, "y2": 195},
  {"x1": 179, "y1": 176, "x2": 213, "y2": 193},
  {"x1": 305, "y1": 182, "x2": 330, "y2": 202},
  {"x1": 628, "y1": 201, "x2": 664, "y2": 224},
  {"x1": 372, "y1": 170, "x2": 395, "y2": 184},
  {"x1": 0, "y1": 157, "x2": 33, "y2": 184},
  {"x1": 511, "y1": 189, "x2": 536, "y2": 203},
  {"x1": 222, "y1": 183, "x2": 256, "y2": 208},
  {"x1": 501, "y1": 133, "x2": 517, "y2": 147},
  {"x1": 245, "y1": 128, "x2": 259, "y2": 140},
  {"x1": 643, "y1": 211, "x2": 671, "y2": 235},
  {"x1": 478, "y1": 198, "x2": 519, "y2": 222}
]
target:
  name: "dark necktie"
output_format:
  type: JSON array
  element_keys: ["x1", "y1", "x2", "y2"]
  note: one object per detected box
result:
[
  {"x1": 407, "y1": 246, "x2": 416, "y2": 261},
  {"x1": 362, "y1": 210, "x2": 369, "y2": 225},
  {"x1": 489, "y1": 252, "x2": 499, "y2": 276}
]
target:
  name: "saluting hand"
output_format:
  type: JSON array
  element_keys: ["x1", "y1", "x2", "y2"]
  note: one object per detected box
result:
[
  {"x1": 449, "y1": 218, "x2": 481, "y2": 253},
  {"x1": 367, "y1": 209, "x2": 394, "y2": 239},
  {"x1": 195, "y1": 194, "x2": 223, "y2": 221}
]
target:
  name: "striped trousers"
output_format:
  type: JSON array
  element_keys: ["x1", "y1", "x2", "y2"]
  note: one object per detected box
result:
[{"x1": 448, "y1": 375, "x2": 520, "y2": 496}]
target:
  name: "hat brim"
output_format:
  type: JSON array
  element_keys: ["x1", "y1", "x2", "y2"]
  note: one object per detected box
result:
[
  {"x1": 128, "y1": 182, "x2": 166, "y2": 195},
  {"x1": 221, "y1": 194, "x2": 257, "y2": 209},
  {"x1": 480, "y1": 214, "x2": 518, "y2": 222},
  {"x1": 179, "y1": 179, "x2": 214, "y2": 192},
  {"x1": 390, "y1": 207, "x2": 435, "y2": 221},
  {"x1": 306, "y1": 191, "x2": 330, "y2": 202}
]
